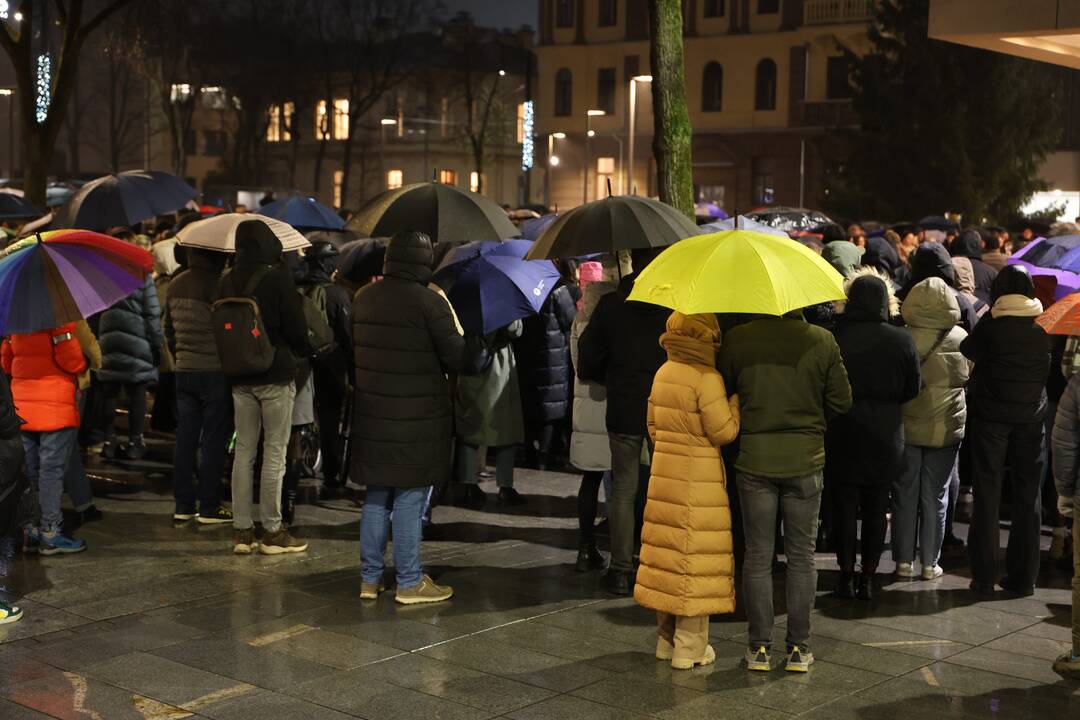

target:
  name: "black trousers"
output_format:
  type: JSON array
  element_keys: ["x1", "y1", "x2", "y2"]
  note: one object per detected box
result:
[
  {"x1": 834, "y1": 483, "x2": 890, "y2": 572},
  {"x1": 578, "y1": 470, "x2": 603, "y2": 543},
  {"x1": 100, "y1": 381, "x2": 148, "y2": 441},
  {"x1": 312, "y1": 367, "x2": 347, "y2": 487},
  {"x1": 968, "y1": 418, "x2": 1044, "y2": 590}
]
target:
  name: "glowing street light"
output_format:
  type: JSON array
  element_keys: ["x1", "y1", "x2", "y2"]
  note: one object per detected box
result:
[{"x1": 584, "y1": 110, "x2": 606, "y2": 203}]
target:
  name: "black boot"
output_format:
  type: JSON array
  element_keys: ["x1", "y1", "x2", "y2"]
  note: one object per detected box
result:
[
  {"x1": 281, "y1": 460, "x2": 301, "y2": 525},
  {"x1": 836, "y1": 570, "x2": 856, "y2": 599},
  {"x1": 856, "y1": 572, "x2": 876, "y2": 601},
  {"x1": 602, "y1": 569, "x2": 632, "y2": 596},
  {"x1": 575, "y1": 544, "x2": 607, "y2": 572},
  {"x1": 497, "y1": 487, "x2": 527, "y2": 507}
]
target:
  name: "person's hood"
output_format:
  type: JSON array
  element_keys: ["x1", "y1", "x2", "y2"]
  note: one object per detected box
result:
[
  {"x1": 383, "y1": 230, "x2": 434, "y2": 284},
  {"x1": 951, "y1": 256, "x2": 976, "y2": 294},
  {"x1": 836, "y1": 266, "x2": 899, "y2": 318},
  {"x1": 991, "y1": 294, "x2": 1043, "y2": 319},
  {"x1": 951, "y1": 229, "x2": 983, "y2": 260},
  {"x1": 822, "y1": 241, "x2": 864, "y2": 279},
  {"x1": 234, "y1": 219, "x2": 283, "y2": 268},
  {"x1": 152, "y1": 240, "x2": 179, "y2": 276},
  {"x1": 187, "y1": 247, "x2": 227, "y2": 274},
  {"x1": 909, "y1": 242, "x2": 956, "y2": 287},
  {"x1": 304, "y1": 254, "x2": 337, "y2": 284},
  {"x1": 283, "y1": 251, "x2": 306, "y2": 282},
  {"x1": 841, "y1": 273, "x2": 890, "y2": 322},
  {"x1": 992, "y1": 264, "x2": 1036, "y2": 300},
  {"x1": 660, "y1": 311, "x2": 719, "y2": 366},
  {"x1": 862, "y1": 236, "x2": 900, "y2": 276},
  {"x1": 902, "y1": 276, "x2": 960, "y2": 330}
]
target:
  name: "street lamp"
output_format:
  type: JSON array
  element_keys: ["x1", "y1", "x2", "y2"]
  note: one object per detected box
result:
[
  {"x1": 546, "y1": 132, "x2": 565, "y2": 208},
  {"x1": 627, "y1": 75, "x2": 652, "y2": 195},
  {"x1": 584, "y1": 109, "x2": 605, "y2": 204}
]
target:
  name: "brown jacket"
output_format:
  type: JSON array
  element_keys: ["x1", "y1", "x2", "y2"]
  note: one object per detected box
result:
[{"x1": 634, "y1": 312, "x2": 740, "y2": 618}]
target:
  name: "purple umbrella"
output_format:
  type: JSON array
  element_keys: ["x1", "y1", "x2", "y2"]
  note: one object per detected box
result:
[{"x1": 1008, "y1": 236, "x2": 1080, "y2": 301}]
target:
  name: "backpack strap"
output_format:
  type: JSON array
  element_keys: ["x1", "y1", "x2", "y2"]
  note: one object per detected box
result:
[
  {"x1": 919, "y1": 328, "x2": 951, "y2": 366},
  {"x1": 241, "y1": 265, "x2": 273, "y2": 297}
]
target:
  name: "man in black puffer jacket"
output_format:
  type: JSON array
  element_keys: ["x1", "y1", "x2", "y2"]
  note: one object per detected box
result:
[
  {"x1": 961, "y1": 265, "x2": 1052, "y2": 597},
  {"x1": 352, "y1": 231, "x2": 466, "y2": 605},
  {"x1": 951, "y1": 229, "x2": 998, "y2": 305},
  {"x1": 220, "y1": 220, "x2": 310, "y2": 556},
  {"x1": 164, "y1": 247, "x2": 233, "y2": 524},
  {"x1": 578, "y1": 248, "x2": 670, "y2": 595},
  {"x1": 899, "y1": 243, "x2": 979, "y2": 332}
]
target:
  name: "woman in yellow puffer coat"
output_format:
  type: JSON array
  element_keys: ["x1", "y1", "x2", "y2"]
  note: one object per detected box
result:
[{"x1": 635, "y1": 311, "x2": 740, "y2": 670}]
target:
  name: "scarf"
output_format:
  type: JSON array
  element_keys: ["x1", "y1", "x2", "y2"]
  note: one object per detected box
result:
[{"x1": 991, "y1": 293, "x2": 1043, "y2": 319}]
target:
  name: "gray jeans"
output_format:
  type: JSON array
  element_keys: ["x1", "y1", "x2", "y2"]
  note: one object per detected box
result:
[
  {"x1": 231, "y1": 382, "x2": 295, "y2": 534},
  {"x1": 609, "y1": 432, "x2": 646, "y2": 573},
  {"x1": 737, "y1": 471, "x2": 823, "y2": 652},
  {"x1": 892, "y1": 444, "x2": 959, "y2": 567}
]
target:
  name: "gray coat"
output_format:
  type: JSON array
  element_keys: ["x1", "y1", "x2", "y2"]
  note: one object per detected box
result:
[
  {"x1": 901, "y1": 277, "x2": 970, "y2": 447},
  {"x1": 98, "y1": 276, "x2": 164, "y2": 385},
  {"x1": 1053, "y1": 374, "x2": 1080, "y2": 507},
  {"x1": 455, "y1": 320, "x2": 524, "y2": 447},
  {"x1": 570, "y1": 281, "x2": 615, "y2": 471}
]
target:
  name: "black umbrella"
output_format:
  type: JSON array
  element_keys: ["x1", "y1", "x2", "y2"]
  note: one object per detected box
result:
[
  {"x1": 337, "y1": 237, "x2": 387, "y2": 282},
  {"x1": 745, "y1": 206, "x2": 835, "y2": 235},
  {"x1": 305, "y1": 228, "x2": 365, "y2": 250},
  {"x1": 53, "y1": 170, "x2": 197, "y2": 231},
  {"x1": 0, "y1": 193, "x2": 42, "y2": 220},
  {"x1": 347, "y1": 182, "x2": 517, "y2": 244},
  {"x1": 525, "y1": 195, "x2": 698, "y2": 260},
  {"x1": 918, "y1": 215, "x2": 960, "y2": 232}
]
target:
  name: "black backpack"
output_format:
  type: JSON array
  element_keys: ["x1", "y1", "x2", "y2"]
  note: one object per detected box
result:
[
  {"x1": 299, "y1": 284, "x2": 336, "y2": 358},
  {"x1": 212, "y1": 266, "x2": 276, "y2": 378}
]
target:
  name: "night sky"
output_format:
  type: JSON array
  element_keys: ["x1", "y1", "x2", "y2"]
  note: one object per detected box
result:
[{"x1": 444, "y1": 0, "x2": 538, "y2": 29}]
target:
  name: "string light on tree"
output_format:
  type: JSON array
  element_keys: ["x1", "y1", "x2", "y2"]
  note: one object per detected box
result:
[
  {"x1": 0, "y1": 2, "x2": 8, "y2": 20},
  {"x1": 35, "y1": 53, "x2": 51, "y2": 123},
  {"x1": 520, "y1": 100, "x2": 534, "y2": 172}
]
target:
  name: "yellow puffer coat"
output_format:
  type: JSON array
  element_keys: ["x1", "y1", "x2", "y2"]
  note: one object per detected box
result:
[{"x1": 634, "y1": 312, "x2": 740, "y2": 618}]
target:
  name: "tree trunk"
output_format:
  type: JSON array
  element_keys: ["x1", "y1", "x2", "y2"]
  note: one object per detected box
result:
[{"x1": 648, "y1": 0, "x2": 695, "y2": 219}]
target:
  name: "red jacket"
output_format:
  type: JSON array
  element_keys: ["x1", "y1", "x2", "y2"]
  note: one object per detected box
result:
[{"x1": 1, "y1": 323, "x2": 88, "y2": 432}]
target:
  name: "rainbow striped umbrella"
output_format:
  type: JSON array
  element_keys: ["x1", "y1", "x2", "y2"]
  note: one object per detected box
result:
[{"x1": 0, "y1": 229, "x2": 152, "y2": 335}]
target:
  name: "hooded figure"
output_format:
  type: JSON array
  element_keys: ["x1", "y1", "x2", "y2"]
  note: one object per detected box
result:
[
  {"x1": 822, "y1": 241, "x2": 864, "y2": 279},
  {"x1": 951, "y1": 229, "x2": 998, "y2": 305},
  {"x1": 900, "y1": 243, "x2": 979, "y2": 331},
  {"x1": 960, "y1": 263, "x2": 1052, "y2": 597},
  {"x1": 635, "y1": 312, "x2": 740, "y2": 670},
  {"x1": 829, "y1": 275, "x2": 921, "y2": 599},
  {"x1": 951, "y1": 256, "x2": 989, "y2": 319},
  {"x1": 863, "y1": 236, "x2": 904, "y2": 286}
]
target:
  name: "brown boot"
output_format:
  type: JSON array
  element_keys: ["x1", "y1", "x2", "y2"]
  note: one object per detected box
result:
[{"x1": 259, "y1": 528, "x2": 308, "y2": 555}]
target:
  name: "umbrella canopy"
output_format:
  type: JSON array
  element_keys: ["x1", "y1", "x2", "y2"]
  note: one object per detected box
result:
[
  {"x1": 698, "y1": 214, "x2": 789, "y2": 238},
  {"x1": 0, "y1": 193, "x2": 42, "y2": 220},
  {"x1": 306, "y1": 228, "x2": 365, "y2": 250},
  {"x1": 347, "y1": 182, "x2": 517, "y2": 244},
  {"x1": 46, "y1": 185, "x2": 75, "y2": 207},
  {"x1": 175, "y1": 213, "x2": 310, "y2": 253},
  {"x1": 445, "y1": 243, "x2": 561, "y2": 334},
  {"x1": 336, "y1": 237, "x2": 387, "y2": 282},
  {"x1": 52, "y1": 170, "x2": 198, "y2": 231},
  {"x1": 520, "y1": 213, "x2": 557, "y2": 242},
  {"x1": 628, "y1": 229, "x2": 847, "y2": 316},
  {"x1": 525, "y1": 195, "x2": 698, "y2": 260},
  {"x1": 257, "y1": 196, "x2": 345, "y2": 230},
  {"x1": 694, "y1": 201, "x2": 727, "y2": 220},
  {"x1": 0, "y1": 229, "x2": 153, "y2": 335},
  {"x1": 434, "y1": 239, "x2": 536, "y2": 285},
  {"x1": 918, "y1": 215, "x2": 960, "y2": 232},
  {"x1": 745, "y1": 206, "x2": 834, "y2": 235},
  {"x1": 1037, "y1": 293, "x2": 1080, "y2": 335}
]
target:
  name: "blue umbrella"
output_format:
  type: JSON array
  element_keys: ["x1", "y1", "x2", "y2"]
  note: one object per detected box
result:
[
  {"x1": 257, "y1": 196, "x2": 345, "y2": 230},
  {"x1": 46, "y1": 185, "x2": 75, "y2": 207},
  {"x1": 434, "y1": 239, "x2": 533, "y2": 280},
  {"x1": 520, "y1": 214, "x2": 557, "y2": 242},
  {"x1": 0, "y1": 193, "x2": 42, "y2": 219},
  {"x1": 444, "y1": 242, "x2": 560, "y2": 334}
]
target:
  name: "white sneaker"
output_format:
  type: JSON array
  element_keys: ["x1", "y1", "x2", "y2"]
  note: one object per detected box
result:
[
  {"x1": 895, "y1": 562, "x2": 917, "y2": 578},
  {"x1": 922, "y1": 564, "x2": 944, "y2": 580}
]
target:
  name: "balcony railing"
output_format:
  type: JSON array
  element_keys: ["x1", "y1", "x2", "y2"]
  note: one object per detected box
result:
[{"x1": 804, "y1": 0, "x2": 876, "y2": 25}]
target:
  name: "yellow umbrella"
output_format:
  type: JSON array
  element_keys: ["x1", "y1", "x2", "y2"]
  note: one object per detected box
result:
[{"x1": 628, "y1": 230, "x2": 847, "y2": 316}]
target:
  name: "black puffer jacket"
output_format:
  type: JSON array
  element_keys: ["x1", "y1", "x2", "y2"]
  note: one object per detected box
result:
[
  {"x1": 0, "y1": 368, "x2": 22, "y2": 440},
  {"x1": 951, "y1": 230, "x2": 998, "y2": 305},
  {"x1": 219, "y1": 220, "x2": 309, "y2": 387},
  {"x1": 514, "y1": 284, "x2": 576, "y2": 425},
  {"x1": 98, "y1": 275, "x2": 164, "y2": 385},
  {"x1": 164, "y1": 248, "x2": 227, "y2": 372},
  {"x1": 300, "y1": 254, "x2": 353, "y2": 378},
  {"x1": 350, "y1": 231, "x2": 467, "y2": 488},
  {"x1": 961, "y1": 266, "x2": 1052, "y2": 424},
  {"x1": 578, "y1": 273, "x2": 670, "y2": 436},
  {"x1": 899, "y1": 243, "x2": 979, "y2": 332},
  {"x1": 829, "y1": 276, "x2": 921, "y2": 485}
]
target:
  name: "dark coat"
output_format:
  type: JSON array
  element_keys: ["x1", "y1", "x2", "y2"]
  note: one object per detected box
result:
[
  {"x1": 456, "y1": 320, "x2": 524, "y2": 446},
  {"x1": 829, "y1": 276, "x2": 921, "y2": 485},
  {"x1": 350, "y1": 232, "x2": 467, "y2": 488},
  {"x1": 863, "y1": 236, "x2": 904, "y2": 286},
  {"x1": 300, "y1": 255, "x2": 353, "y2": 378},
  {"x1": 578, "y1": 273, "x2": 670, "y2": 437},
  {"x1": 98, "y1": 275, "x2": 164, "y2": 385},
  {"x1": 951, "y1": 230, "x2": 998, "y2": 306},
  {"x1": 220, "y1": 221, "x2": 309, "y2": 387},
  {"x1": 514, "y1": 284, "x2": 576, "y2": 425},
  {"x1": 899, "y1": 243, "x2": 979, "y2": 332},
  {"x1": 0, "y1": 368, "x2": 22, "y2": 440},
  {"x1": 164, "y1": 248, "x2": 227, "y2": 373}
]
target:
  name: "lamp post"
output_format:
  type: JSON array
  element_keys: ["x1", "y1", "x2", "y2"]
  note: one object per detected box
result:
[
  {"x1": 584, "y1": 109, "x2": 605, "y2": 204},
  {"x1": 546, "y1": 132, "x2": 564, "y2": 209},
  {"x1": 627, "y1": 75, "x2": 652, "y2": 196}
]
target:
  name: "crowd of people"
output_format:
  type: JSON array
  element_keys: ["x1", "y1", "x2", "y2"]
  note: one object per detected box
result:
[{"x1": 0, "y1": 211, "x2": 1076, "y2": 680}]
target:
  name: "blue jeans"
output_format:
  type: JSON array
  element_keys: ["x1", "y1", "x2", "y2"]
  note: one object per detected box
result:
[
  {"x1": 174, "y1": 372, "x2": 233, "y2": 513},
  {"x1": 361, "y1": 485, "x2": 429, "y2": 589},
  {"x1": 22, "y1": 428, "x2": 78, "y2": 533},
  {"x1": 892, "y1": 444, "x2": 959, "y2": 567}
]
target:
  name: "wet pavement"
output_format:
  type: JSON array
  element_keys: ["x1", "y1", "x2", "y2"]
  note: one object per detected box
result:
[{"x1": 0, "y1": 437, "x2": 1077, "y2": 719}]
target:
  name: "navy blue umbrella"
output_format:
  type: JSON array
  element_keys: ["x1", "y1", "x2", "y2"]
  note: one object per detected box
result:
[
  {"x1": 444, "y1": 240, "x2": 560, "y2": 334},
  {"x1": 52, "y1": 170, "x2": 197, "y2": 231},
  {"x1": 258, "y1": 196, "x2": 345, "y2": 230},
  {"x1": 433, "y1": 239, "x2": 529, "y2": 280},
  {"x1": 520, "y1": 214, "x2": 557, "y2": 242},
  {"x1": 0, "y1": 192, "x2": 42, "y2": 219}
]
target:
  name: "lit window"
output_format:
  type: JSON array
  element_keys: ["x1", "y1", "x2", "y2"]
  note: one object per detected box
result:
[
  {"x1": 597, "y1": 157, "x2": 615, "y2": 174},
  {"x1": 282, "y1": 102, "x2": 294, "y2": 141},
  {"x1": 439, "y1": 169, "x2": 458, "y2": 186},
  {"x1": 316, "y1": 100, "x2": 329, "y2": 140},
  {"x1": 170, "y1": 83, "x2": 192, "y2": 103},
  {"x1": 470, "y1": 171, "x2": 481, "y2": 193},
  {"x1": 266, "y1": 105, "x2": 281, "y2": 142},
  {"x1": 333, "y1": 98, "x2": 350, "y2": 140},
  {"x1": 517, "y1": 103, "x2": 526, "y2": 144},
  {"x1": 387, "y1": 169, "x2": 403, "y2": 189},
  {"x1": 333, "y1": 170, "x2": 344, "y2": 208},
  {"x1": 200, "y1": 86, "x2": 228, "y2": 110}
]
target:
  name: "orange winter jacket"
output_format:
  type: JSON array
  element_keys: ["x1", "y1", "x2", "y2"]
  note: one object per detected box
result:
[
  {"x1": 1, "y1": 323, "x2": 88, "y2": 431},
  {"x1": 634, "y1": 312, "x2": 741, "y2": 618}
]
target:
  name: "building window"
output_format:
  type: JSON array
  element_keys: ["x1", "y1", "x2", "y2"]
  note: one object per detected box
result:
[
  {"x1": 440, "y1": 96, "x2": 450, "y2": 137},
  {"x1": 316, "y1": 100, "x2": 329, "y2": 140},
  {"x1": 597, "y1": 68, "x2": 616, "y2": 114},
  {"x1": 753, "y1": 172, "x2": 775, "y2": 205},
  {"x1": 470, "y1": 171, "x2": 482, "y2": 193},
  {"x1": 333, "y1": 170, "x2": 344, "y2": 208},
  {"x1": 439, "y1": 169, "x2": 458, "y2": 185},
  {"x1": 517, "y1": 102, "x2": 527, "y2": 143},
  {"x1": 704, "y1": 0, "x2": 725, "y2": 17},
  {"x1": 555, "y1": 68, "x2": 572, "y2": 117},
  {"x1": 826, "y1": 56, "x2": 851, "y2": 100},
  {"x1": 202, "y1": 130, "x2": 225, "y2": 156},
  {"x1": 702, "y1": 62, "x2": 723, "y2": 112},
  {"x1": 596, "y1": 157, "x2": 615, "y2": 198},
  {"x1": 386, "y1": 169, "x2": 403, "y2": 189},
  {"x1": 266, "y1": 105, "x2": 282, "y2": 142},
  {"x1": 599, "y1": 0, "x2": 617, "y2": 26},
  {"x1": 170, "y1": 83, "x2": 192, "y2": 103},
  {"x1": 754, "y1": 59, "x2": 777, "y2": 111},
  {"x1": 282, "y1": 102, "x2": 294, "y2": 141},
  {"x1": 757, "y1": 0, "x2": 779, "y2": 13},
  {"x1": 556, "y1": 0, "x2": 574, "y2": 27},
  {"x1": 333, "y1": 98, "x2": 349, "y2": 140}
]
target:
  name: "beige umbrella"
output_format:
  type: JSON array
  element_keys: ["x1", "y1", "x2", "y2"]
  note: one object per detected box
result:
[{"x1": 176, "y1": 213, "x2": 310, "y2": 253}]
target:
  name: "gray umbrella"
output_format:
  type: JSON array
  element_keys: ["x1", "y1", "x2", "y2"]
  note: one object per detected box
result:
[{"x1": 347, "y1": 182, "x2": 517, "y2": 245}]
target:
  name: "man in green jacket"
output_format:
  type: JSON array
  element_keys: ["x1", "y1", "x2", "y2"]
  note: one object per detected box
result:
[{"x1": 718, "y1": 314, "x2": 852, "y2": 674}]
